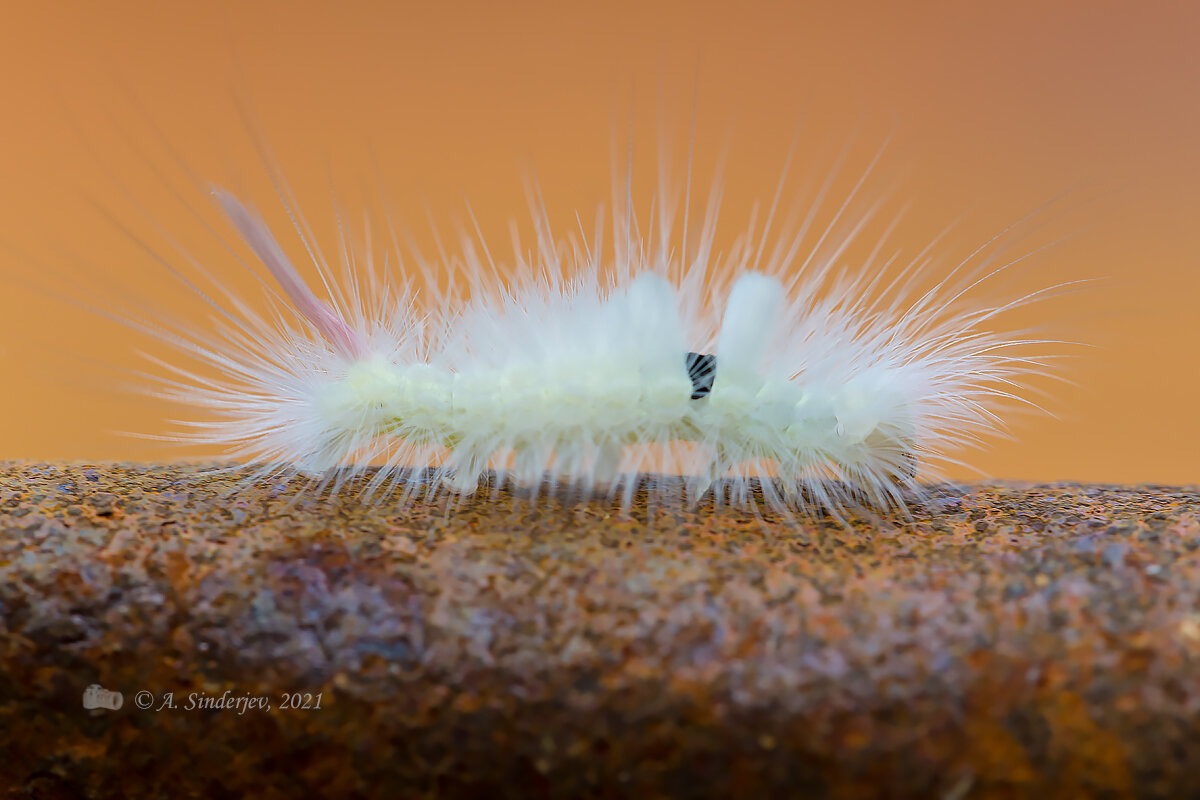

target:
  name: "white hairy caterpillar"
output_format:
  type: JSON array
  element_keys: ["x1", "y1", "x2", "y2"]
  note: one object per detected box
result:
[{"x1": 117, "y1": 136, "x2": 1070, "y2": 519}]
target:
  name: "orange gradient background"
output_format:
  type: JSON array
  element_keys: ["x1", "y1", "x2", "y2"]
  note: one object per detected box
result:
[{"x1": 1, "y1": 0, "x2": 1197, "y2": 484}]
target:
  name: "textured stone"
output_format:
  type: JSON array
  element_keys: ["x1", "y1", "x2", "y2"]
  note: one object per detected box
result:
[{"x1": 1, "y1": 462, "x2": 1199, "y2": 798}]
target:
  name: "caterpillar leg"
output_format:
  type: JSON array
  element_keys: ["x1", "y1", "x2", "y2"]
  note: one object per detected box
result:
[{"x1": 594, "y1": 442, "x2": 623, "y2": 484}]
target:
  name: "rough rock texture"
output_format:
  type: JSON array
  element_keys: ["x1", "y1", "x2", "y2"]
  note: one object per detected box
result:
[{"x1": 1, "y1": 462, "x2": 1199, "y2": 798}]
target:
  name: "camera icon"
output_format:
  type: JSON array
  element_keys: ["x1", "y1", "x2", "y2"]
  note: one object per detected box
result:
[{"x1": 82, "y1": 684, "x2": 123, "y2": 711}]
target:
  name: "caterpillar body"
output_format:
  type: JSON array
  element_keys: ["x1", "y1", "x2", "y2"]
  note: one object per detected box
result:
[{"x1": 139, "y1": 159, "x2": 1063, "y2": 520}]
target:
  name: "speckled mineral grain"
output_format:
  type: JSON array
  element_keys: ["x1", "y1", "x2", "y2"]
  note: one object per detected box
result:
[{"x1": 1, "y1": 462, "x2": 1198, "y2": 798}]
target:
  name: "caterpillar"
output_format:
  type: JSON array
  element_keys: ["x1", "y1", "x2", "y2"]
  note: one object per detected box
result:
[{"x1": 127, "y1": 142, "x2": 1068, "y2": 520}]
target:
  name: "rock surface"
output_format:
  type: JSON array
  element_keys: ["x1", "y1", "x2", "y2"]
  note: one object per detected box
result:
[{"x1": 1, "y1": 462, "x2": 1199, "y2": 798}]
